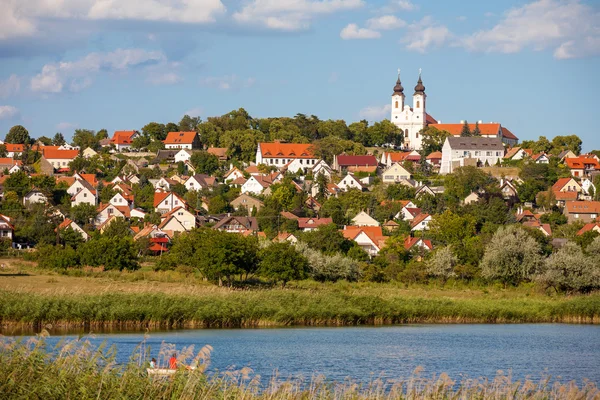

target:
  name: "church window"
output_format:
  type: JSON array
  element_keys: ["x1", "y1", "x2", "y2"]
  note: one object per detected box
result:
[
  {"x1": 416, "y1": 132, "x2": 419, "y2": 138},
  {"x1": 395, "y1": 101, "x2": 398, "y2": 109},
  {"x1": 416, "y1": 101, "x2": 420, "y2": 108},
  {"x1": 405, "y1": 129, "x2": 408, "y2": 136}
]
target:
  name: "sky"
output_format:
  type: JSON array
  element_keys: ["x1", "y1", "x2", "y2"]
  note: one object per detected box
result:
[{"x1": 0, "y1": 0, "x2": 599, "y2": 150}]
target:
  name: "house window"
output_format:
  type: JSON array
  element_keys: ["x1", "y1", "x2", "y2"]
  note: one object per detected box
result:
[
  {"x1": 474, "y1": 151, "x2": 480, "y2": 156},
  {"x1": 575, "y1": 214, "x2": 579, "y2": 218},
  {"x1": 275, "y1": 159, "x2": 279, "y2": 164},
  {"x1": 83, "y1": 193, "x2": 87, "y2": 197},
  {"x1": 164, "y1": 201, "x2": 168, "y2": 205},
  {"x1": 463, "y1": 151, "x2": 468, "y2": 156},
  {"x1": 108, "y1": 208, "x2": 113, "y2": 214},
  {"x1": 496, "y1": 152, "x2": 501, "y2": 156},
  {"x1": 174, "y1": 201, "x2": 178, "y2": 205},
  {"x1": 486, "y1": 151, "x2": 492, "y2": 156}
]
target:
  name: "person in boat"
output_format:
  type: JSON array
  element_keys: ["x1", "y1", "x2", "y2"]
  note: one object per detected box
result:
[
  {"x1": 150, "y1": 358, "x2": 157, "y2": 369},
  {"x1": 169, "y1": 354, "x2": 177, "y2": 369}
]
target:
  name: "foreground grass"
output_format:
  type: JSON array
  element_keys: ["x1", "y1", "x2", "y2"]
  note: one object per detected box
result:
[
  {"x1": 0, "y1": 336, "x2": 598, "y2": 399},
  {"x1": 1, "y1": 260, "x2": 599, "y2": 329}
]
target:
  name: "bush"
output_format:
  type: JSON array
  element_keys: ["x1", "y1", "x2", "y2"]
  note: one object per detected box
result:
[
  {"x1": 37, "y1": 245, "x2": 79, "y2": 270},
  {"x1": 537, "y1": 242, "x2": 600, "y2": 293}
]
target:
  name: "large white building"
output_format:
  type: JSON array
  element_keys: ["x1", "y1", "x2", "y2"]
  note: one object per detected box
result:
[
  {"x1": 390, "y1": 70, "x2": 519, "y2": 150},
  {"x1": 440, "y1": 137, "x2": 505, "y2": 174}
]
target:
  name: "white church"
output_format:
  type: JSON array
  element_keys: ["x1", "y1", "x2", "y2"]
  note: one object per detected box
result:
[{"x1": 390, "y1": 70, "x2": 518, "y2": 151}]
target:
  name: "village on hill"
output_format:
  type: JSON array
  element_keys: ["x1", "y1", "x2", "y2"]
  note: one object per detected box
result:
[{"x1": 0, "y1": 74, "x2": 597, "y2": 290}]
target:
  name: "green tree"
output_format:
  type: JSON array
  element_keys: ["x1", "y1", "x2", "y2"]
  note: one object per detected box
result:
[
  {"x1": 142, "y1": 122, "x2": 167, "y2": 141},
  {"x1": 472, "y1": 121, "x2": 481, "y2": 136},
  {"x1": 550, "y1": 135, "x2": 582, "y2": 155},
  {"x1": 190, "y1": 151, "x2": 220, "y2": 175},
  {"x1": 5, "y1": 125, "x2": 30, "y2": 144},
  {"x1": 480, "y1": 225, "x2": 543, "y2": 286},
  {"x1": 102, "y1": 217, "x2": 133, "y2": 238},
  {"x1": 37, "y1": 245, "x2": 79, "y2": 269},
  {"x1": 300, "y1": 224, "x2": 352, "y2": 255},
  {"x1": 79, "y1": 236, "x2": 139, "y2": 271},
  {"x1": 179, "y1": 114, "x2": 201, "y2": 132},
  {"x1": 420, "y1": 126, "x2": 451, "y2": 155},
  {"x1": 429, "y1": 210, "x2": 477, "y2": 245},
  {"x1": 259, "y1": 242, "x2": 309, "y2": 287},
  {"x1": 426, "y1": 246, "x2": 457, "y2": 283},
  {"x1": 348, "y1": 120, "x2": 370, "y2": 146},
  {"x1": 444, "y1": 166, "x2": 495, "y2": 201},
  {"x1": 537, "y1": 242, "x2": 600, "y2": 293},
  {"x1": 309, "y1": 136, "x2": 366, "y2": 165},
  {"x1": 36, "y1": 136, "x2": 53, "y2": 146},
  {"x1": 165, "y1": 122, "x2": 179, "y2": 134},
  {"x1": 60, "y1": 227, "x2": 85, "y2": 249},
  {"x1": 70, "y1": 203, "x2": 98, "y2": 226},
  {"x1": 72, "y1": 129, "x2": 99, "y2": 150},
  {"x1": 52, "y1": 133, "x2": 66, "y2": 146},
  {"x1": 460, "y1": 121, "x2": 471, "y2": 137},
  {"x1": 4, "y1": 170, "x2": 30, "y2": 197},
  {"x1": 367, "y1": 120, "x2": 403, "y2": 146},
  {"x1": 0, "y1": 144, "x2": 7, "y2": 157}
]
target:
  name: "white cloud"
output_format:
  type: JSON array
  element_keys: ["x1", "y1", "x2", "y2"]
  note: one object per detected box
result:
[
  {"x1": 366, "y1": 15, "x2": 406, "y2": 30},
  {"x1": 56, "y1": 122, "x2": 77, "y2": 131},
  {"x1": 397, "y1": 0, "x2": 416, "y2": 11},
  {"x1": 184, "y1": 107, "x2": 204, "y2": 117},
  {"x1": 340, "y1": 23, "x2": 381, "y2": 39},
  {"x1": 0, "y1": 106, "x2": 19, "y2": 120},
  {"x1": 457, "y1": 16, "x2": 467, "y2": 22},
  {"x1": 359, "y1": 104, "x2": 391, "y2": 120},
  {"x1": 199, "y1": 75, "x2": 256, "y2": 91},
  {"x1": 30, "y1": 48, "x2": 165, "y2": 93},
  {"x1": 0, "y1": 75, "x2": 20, "y2": 98},
  {"x1": 233, "y1": 0, "x2": 364, "y2": 31},
  {"x1": 402, "y1": 17, "x2": 451, "y2": 53},
  {"x1": 147, "y1": 73, "x2": 183, "y2": 85},
  {"x1": 461, "y1": 0, "x2": 600, "y2": 59},
  {"x1": 0, "y1": 0, "x2": 226, "y2": 40}
]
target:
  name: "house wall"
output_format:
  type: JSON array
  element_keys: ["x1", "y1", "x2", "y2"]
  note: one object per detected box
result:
[
  {"x1": 47, "y1": 158, "x2": 75, "y2": 169},
  {"x1": 441, "y1": 142, "x2": 503, "y2": 174}
]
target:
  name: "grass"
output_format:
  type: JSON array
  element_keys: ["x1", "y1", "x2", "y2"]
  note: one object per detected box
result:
[
  {"x1": 0, "y1": 335, "x2": 598, "y2": 399},
  {"x1": 1, "y1": 260, "x2": 600, "y2": 331}
]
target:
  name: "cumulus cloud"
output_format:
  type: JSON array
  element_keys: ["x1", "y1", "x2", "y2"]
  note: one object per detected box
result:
[
  {"x1": 30, "y1": 48, "x2": 165, "y2": 93},
  {"x1": 233, "y1": 0, "x2": 364, "y2": 31},
  {"x1": 0, "y1": 106, "x2": 19, "y2": 120},
  {"x1": 184, "y1": 107, "x2": 204, "y2": 117},
  {"x1": 56, "y1": 122, "x2": 77, "y2": 131},
  {"x1": 0, "y1": 75, "x2": 20, "y2": 98},
  {"x1": 366, "y1": 15, "x2": 406, "y2": 30},
  {"x1": 0, "y1": 0, "x2": 226, "y2": 40},
  {"x1": 396, "y1": 0, "x2": 417, "y2": 11},
  {"x1": 359, "y1": 104, "x2": 391, "y2": 120},
  {"x1": 147, "y1": 73, "x2": 183, "y2": 86},
  {"x1": 461, "y1": 0, "x2": 600, "y2": 59},
  {"x1": 401, "y1": 17, "x2": 451, "y2": 53},
  {"x1": 199, "y1": 75, "x2": 256, "y2": 91},
  {"x1": 340, "y1": 24, "x2": 381, "y2": 39}
]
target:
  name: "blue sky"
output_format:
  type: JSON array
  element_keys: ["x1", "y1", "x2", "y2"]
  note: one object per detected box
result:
[{"x1": 0, "y1": 0, "x2": 599, "y2": 150}]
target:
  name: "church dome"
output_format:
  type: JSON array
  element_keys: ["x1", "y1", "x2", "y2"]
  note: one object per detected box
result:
[
  {"x1": 414, "y1": 72, "x2": 425, "y2": 94},
  {"x1": 393, "y1": 70, "x2": 404, "y2": 95}
]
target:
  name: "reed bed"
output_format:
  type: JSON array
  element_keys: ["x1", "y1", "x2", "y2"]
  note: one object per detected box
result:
[
  {"x1": 0, "y1": 335, "x2": 598, "y2": 399},
  {"x1": 1, "y1": 289, "x2": 599, "y2": 331}
]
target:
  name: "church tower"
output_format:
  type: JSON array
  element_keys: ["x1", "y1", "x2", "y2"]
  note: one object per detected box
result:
[
  {"x1": 413, "y1": 69, "x2": 426, "y2": 121},
  {"x1": 391, "y1": 69, "x2": 405, "y2": 123}
]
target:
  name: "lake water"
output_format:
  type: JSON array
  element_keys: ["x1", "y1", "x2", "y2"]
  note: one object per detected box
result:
[{"x1": 8, "y1": 324, "x2": 600, "y2": 385}]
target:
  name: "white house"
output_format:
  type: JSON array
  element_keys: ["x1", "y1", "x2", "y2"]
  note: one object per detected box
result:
[
  {"x1": 312, "y1": 160, "x2": 332, "y2": 179},
  {"x1": 164, "y1": 131, "x2": 201, "y2": 150},
  {"x1": 23, "y1": 189, "x2": 48, "y2": 206},
  {"x1": 255, "y1": 142, "x2": 319, "y2": 170},
  {"x1": 224, "y1": 167, "x2": 245, "y2": 182},
  {"x1": 381, "y1": 163, "x2": 412, "y2": 184},
  {"x1": 71, "y1": 186, "x2": 96, "y2": 207},
  {"x1": 96, "y1": 204, "x2": 129, "y2": 227},
  {"x1": 351, "y1": 211, "x2": 380, "y2": 227},
  {"x1": 241, "y1": 175, "x2": 272, "y2": 195},
  {"x1": 160, "y1": 206, "x2": 196, "y2": 231},
  {"x1": 109, "y1": 192, "x2": 132, "y2": 208},
  {"x1": 440, "y1": 137, "x2": 505, "y2": 174},
  {"x1": 82, "y1": 147, "x2": 98, "y2": 159},
  {"x1": 57, "y1": 218, "x2": 89, "y2": 241},
  {"x1": 184, "y1": 174, "x2": 216, "y2": 192},
  {"x1": 154, "y1": 192, "x2": 187, "y2": 214},
  {"x1": 175, "y1": 149, "x2": 193, "y2": 163},
  {"x1": 411, "y1": 213, "x2": 432, "y2": 231},
  {"x1": 109, "y1": 131, "x2": 138, "y2": 152},
  {"x1": 342, "y1": 226, "x2": 385, "y2": 257},
  {"x1": 43, "y1": 149, "x2": 80, "y2": 170},
  {"x1": 337, "y1": 174, "x2": 365, "y2": 192},
  {"x1": 0, "y1": 214, "x2": 14, "y2": 242}
]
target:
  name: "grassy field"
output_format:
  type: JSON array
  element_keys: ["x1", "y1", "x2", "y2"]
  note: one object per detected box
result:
[
  {"x1": 0, "y1": 336, "x2": 597, "y2": 399},
  {"x1": 1, "y1": 260, "x2": 599, "y2": 331}
]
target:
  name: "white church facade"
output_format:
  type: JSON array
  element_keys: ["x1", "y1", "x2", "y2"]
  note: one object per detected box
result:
[{"x1": 390, "y1": 70, "x2": 518, "y2": 151}]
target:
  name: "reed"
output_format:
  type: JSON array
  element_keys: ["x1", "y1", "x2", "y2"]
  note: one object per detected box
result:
[
  {"x1": 1, "y1": 289, "x2": 599, "y2": 331},
  {"x1": 0, "y1": 336, "x2": 597, "y2": 399}
]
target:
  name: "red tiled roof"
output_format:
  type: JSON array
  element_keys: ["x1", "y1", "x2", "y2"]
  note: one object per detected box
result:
[
  {"x1": 577, "y1": 223, "x2": 600, "y2": 235},
  {"x1": 384, "y1": 152, "x2": 410, "y2": 162},
  {"x1": 164, "y1": 131, "x2": 198, "y2": 145},
  {"x1": 0, "y1": 158, "x2": 21, "y2": 166},
  {"x1": 57, "y1": 218, "x2": 74, "y2": 230},
  {"x1": 552, "y1": 178, "x2": 579, "y2": 192},
  {"x1": 565, "y1": 201, "x2": 600, "y2": 214},
  {"x1": 149, "y1": 243, "x2": 169, "y2": 252},
  {"x1": 110, "y1": 131, "x2": 136, "y2": 145},
  {"x1": 207, "y1": 147, "x2": 227, "y2": 159},
  {"x1": 404, "y1": 236, "x2": 433, "y2": 251},
  {"x1": 501, "y1": 127, "x2": 518, "y2": 140},
  {"x1": 259, "y1": 142, "x2": 314, "y2": 159},
  {"x1": 426, "y1": 151, "x2": 442, "y2": 160},
  {"x1": 5, "y1": 144, "x2": 24, "y2": 153},
  {"x1": 565, "y1": 157, "x2": 599, "y2": 169},
  {"x1": 429, "y1": 123, "x2": 501, "y2": 136},
  {"x1": 425, "y1": 113, "x2": 438, "y2": 124},
  {"x1": 553, "y1": 190, "x2": 579, "y2": 201},
  {"x1": 297, "y1": 217, "x2": 333, "y2": 229},
  {"x1": 336, "y1": 155, "x2": 378, "y2": 167},
  {"x1": 410, "y1": 213, "x2": 431, "y2": 228},
  {"x1": 342, "y1": 226, "x2": 386, "y2": 247},
  {"x1": 43, "y1": 149, "x2": 79, "y2": 160},
  {"x1": 153, "y1": 192, "x2": 170, "y2": 207}
]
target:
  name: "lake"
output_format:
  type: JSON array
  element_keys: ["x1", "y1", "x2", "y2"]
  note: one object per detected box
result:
[{"x1": 8, "y1": 324, "x2": 600, "y2": 385}]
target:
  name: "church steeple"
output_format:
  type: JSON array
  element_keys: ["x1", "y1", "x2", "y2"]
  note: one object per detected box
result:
[
  {"x1": 414, "y1": 68, "x2": 425, "y2": 95},
  {"x1": 393, "y1": 68, "x2": 404, "y2": 95}
]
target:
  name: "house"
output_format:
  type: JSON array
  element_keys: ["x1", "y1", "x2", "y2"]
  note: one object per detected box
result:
[
  {"x1": 23, "y1": 189, "x2": 49, "y2": 206},
  {"x1": 96, "y1": 203, "x2": 130, "y2": 226},
  {"x1": 82, "y1": 147, "x2": 98, "y2": 159},
  {"x1": 383, "y1": 220, "x2": 400, "y2": 232},
  {"x1": 500, "y1": 179, "x2": 519, "y2": 200},
  {"x1": 163, "y1": 131, "x2": 201, "y2": 150},
  {"x1": 577, "y1": 223, "x2": 600, "y2": 236},
  {"x1": 241, "y1": 175, "x2": 276, "y2": 195},
  {"x1": 410, "y1": 213, "x2": 432, "y2": 231},
  {"x1": 152, "y1": 150, "x2": 180, "y2": 164},
  {"x1": 415, "y1": 184, "x2": 441, "y2": 198},
  {"x1": 297, "y1": 217, "x2": 333, "y2": 232},
  {"x1": 71, "y1": 185, "x2": 96, "y2": 207},
  {"x1": 312, "y1": 160, "x2": 332, "y2": 179},
  {"x1": 503, "y1": 147, "x2": 529, "y2": 161},
  {"x1": 109, "y1": 192, "x2": 132, "y2": 208},
  {"x1": 426, "y1": 151, "x2": 442, "y2": 167},
  {"x1": 380, "y1": 151, "x2": 411, "y2": 167},
  {"x1": 224, "y1": 167, "x2": 245, "y2": 182},
  {"x1": 337, "y1": 174, "x2": 365, "y2": 192},
  {"x1": 531, "y1": 153, "x2": 550, "y2": 164},
  {"x1": 522, "y1": 220, "x2": 552, "y2": 237},
  {"x1": 552, "y1": 177, "x2": 582, "y2": 194},
  {"x1": 207, "y1": 147, "x2": 228, "y2": 161},
  {"x1": 333, "y1": 154, "x2": 378, "y2": 172},
  {"x1": 564, "y1": 201, "x2": 600, "y2": 223},
  {"x1": 154, "y1": 177, "x2": 178, "y2": 191},
  {"x1": 213, "y1": 216, "x2": 259, "y2": 233},
  {"x1": 440, "y1": 137, "x2": 505, "y2": 174},
  {"x1": 558, "y1": 150, "x2": 577, "y2": 161},
  {"x1": 43, "y1": 149, "x2": 80, "y2": 171},
  {"x1": 463, "y1": 192, "x2": 481, "y2": 205},
  {"x1": 342, "y1": 226, "x2": 386, "y2": 257},
  {"x1": 154, "y1": 192, "x2": 187, "y2": 214},
  {"x1": 0, "y1": 214, "x2": 14, "y2": 243},
  {"x1": 272, "y1": 232, "x2": 299, "y2": 244},
  {"x1": 381, "y1": 163, "x2": 412, "y2": 184},
  {"x1": 429, "y1": 122, "x2": 519, "y2": 147},
  {"x1": 57, "y1": 218, "x2": 89, "y2": 241},
  {"x1": 230, "y1": 194, "x2": 264, "y2": 215},
  {"x1": 404, "y1": 236, "x2": 433, "y2": 251},
  {"x1": 184, "y1": 174, "x2": 217, "y2": 192},
  {"x1": 305, "y1": 196, "x2": 322, "y2": 212},
  {"x1": 174, "y1": 149, "x2": 193, "y2": 163},
  {"x1": 565, "y1": 157, "x2": 598, "y2": 178},
  {"x1": 110, "y1": 130, "x2": 138, "y2": 152},
  {"x1": 255, "y1": 142, "x2": 319, "y2": 170},
  {"x1": 5, "y1": 144, "x2": 24, "y2": 158},
  {"x1": 160, "y1": 207, "x2": 196, "y2": 231},
  {"x1": 581, "y1": 178, "x2": 596, "y2": 197},
  {"x1": 0, "y1": 158, "x2": 22, "y2": 174},
  {"x1": 351, "y1": 211, "x2": 380, "y2": 227}
]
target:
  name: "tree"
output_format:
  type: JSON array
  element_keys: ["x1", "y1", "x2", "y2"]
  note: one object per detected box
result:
[
  {"x1": 309, "y1": 136, "x2": 366, "y2": 165},
  {"x1": 0, "y1": 144, "x2": 6, "y2": 158},
  {"x1": 60, "y1": 227, "x2": 85, "y2": 249},
  {"x1": 37, "y1": 136, "x2": 53, "y2": 146},
  {"x1": 102, "y1": 217, "x2": 132, "y2": 238},
  {"x1": 537, "y1": 242, "x2": 600, "y2": 293},
  {"x1": 72, "y1": 129, "x2": 99, "y2": 150},
  {"x1": 52, "y1": 133, "x2": 66, "y2": 146},
  {"x1": 5, "y1": 125, "x2": 30, "y2": 144},
  {"x1": 70, "y1": 203, "x2": 99, "y2": 226},
  {"x1": 259, "y1": 242, "x2": 309, "y2": 287},
  {"x1": 96, "y1": 129, "x2": 108, "y2": 140},
  {"x1": 37, "y1": 245, "x2": 79, "y2": 269},
  {"x1": 366, "y1": 120, "x2": 403, "y2": 146},
  {"x1": 480, "y1": 225, "x2": 543, "y2": 286},
  {"x1": 190, "y1": 151, "x2": 219, "y2": 175},
  {"x1": 79, "y1": 236, "x2": 139, "y2": 271},
  {"x1": 460, "y1": 121, "x2": 471, "y2": 137},
  {"x1": 426, "y1": 246, "x2": 457, "y2": 283},
  {"x1": 142, "y1": 122, "x2": 167, "y2": 141},
  {"x1": 165, "y1": 122, "x2": 179, "y2": 134},
  {"x1": 420, "y1": 127, "x2": 451, "y2": 155},
  {"x1": 5, "y1": 170, "x2": 31, "y2": 197},
  {"x1": 131, "y1": 135, "x2": 151, "y2": 150},
  {"x1": 429, "y1": 210, "x2": 477, "y2": 245},
  {"x1": 179, "y1": 114, "x2": 201, "y2": 132},
  {"x1": 348, "y1": 120, "x2": 370, "y2": 146},
  {"x1": 551, "y1": 135, "x2": 582, "y2": 155},
  {"x1": 270, "y1": 180, "x2": 298, "y2": 211},
  {"x1": 472, "y1": 121, "x2": 481, "y2": 136},
  {"x1": 300, "y1": 224, "x2": 353, "y2": 255},
  {"x1": 444, "y1": 166, "x2": 496, "y2": 201}
]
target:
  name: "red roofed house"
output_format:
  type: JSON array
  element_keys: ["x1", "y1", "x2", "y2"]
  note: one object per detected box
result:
[
  {"x1": 564, "y1": 201, "x2": 600, "y2": 223},
  {"x1": 426, "y1": 151, "x2": 442, "y2": 167},
  {"x1": 0, "y1": 214, "x2": 14, "y2": 243},
  {"x1": 43, "y1": 149, "x2": 80, "y2": 170},
  {"x1": 207, "y1": 147, "x2": 228, "y2": 161},
  {"x1": 380, "y1": 151, "x2": 411, "y2": 167},
  {"x1": 256, "y1": 142, "x2": 318, "y2": 170},
  {"x1": 154, "y1": 192, "x2": 187, "y2": 214},
  {"x1": 56, "y1": 218, "x2": 89, "y2": 241},
  {"x1": 577, "y1": 223, "x2": 600, "y2": 236},
  {"x1": 5, "y1": 144, "x2": 24, "y2": 158},
  {"x1": 522, "y1": 220, "x2": 552, "y2": 237},
  {"x1": 333, "y1": 154, "x2": 378, "y2": 172},
  {"x1": 297, "y1": 217, "x2": 333, "y2": 232},
  {"x1": 565, "y1": 157, "x2": 599, "y2": 178},
  {"x1": 164, "y1": 131, "x2": 201, "y2": 150},
  {"x1": 404, "y1": 236, "x2": 433, "y2": 251},
  {"x1": 0, "y1": 158, "x2": 22, "y2": 174},
  {"x1": 411, "y1": 213, "x2": 432, "y2": 231},
  {"x1": 110, "y1": 131, "x2": 138, "y2": 152},
  {"x1": 342, "y1": 226, "x2": 387, "y2": 257}
]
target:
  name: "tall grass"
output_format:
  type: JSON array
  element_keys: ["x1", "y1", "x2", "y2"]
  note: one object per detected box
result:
[
  {"x1": 0, "y1": 335, "x2": 598, "y2": 399},
  {"x1": 1, "y1": 289, "x2": 599, "y2": 331}
]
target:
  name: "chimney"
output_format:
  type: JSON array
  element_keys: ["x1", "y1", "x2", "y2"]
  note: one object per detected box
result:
[
  {"x1": 460, "y1": 120, "x2": 465, "y2": 124},
  {"x1": 478, "y1": 120, "x2": 483, "y2": 124},
  {"x1": 437, "y1": 120, "x2": 442, "y2": 123}
]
